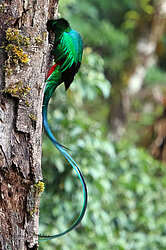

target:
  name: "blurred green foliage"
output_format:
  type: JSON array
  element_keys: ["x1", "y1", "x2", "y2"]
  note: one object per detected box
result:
[
  {"x1": 40, "y1": 79, "x2": 166, "y2": 249},
  {"x1": 39, "y1": 0, "x2": 166, "y2": 249},
  {"x1": 145, "y1": 66, "x2": 166, "y2": 86}
]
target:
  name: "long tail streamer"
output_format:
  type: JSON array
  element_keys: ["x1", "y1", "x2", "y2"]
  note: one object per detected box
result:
[{"x1": 39, "y1": 71, "x2": 87, "y2": 241}]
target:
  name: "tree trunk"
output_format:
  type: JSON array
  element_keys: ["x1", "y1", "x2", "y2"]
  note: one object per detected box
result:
[
  {"x1": 128, "y1": 0, "x2": 166, "y2": 94},
  {"x1": 108, "y1": 0, "x2": 166, "y2": 137},
  {"x1": 0, "y1": 0, "x2": 58, "y2": 249}
]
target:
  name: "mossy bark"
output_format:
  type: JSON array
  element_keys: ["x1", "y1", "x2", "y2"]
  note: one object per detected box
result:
[{"x1": 0, "y1": 0, "x2": 59, "y2": 249}]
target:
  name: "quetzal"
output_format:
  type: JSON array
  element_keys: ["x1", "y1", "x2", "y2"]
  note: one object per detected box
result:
[{"x1": 40, "y1": 18, "x2": 87, "y2": 241}]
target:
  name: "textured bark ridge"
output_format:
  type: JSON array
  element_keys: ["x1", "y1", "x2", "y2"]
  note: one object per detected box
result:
[{"x1": 0, "y1": 0, "x2": 58, "y2": 249}]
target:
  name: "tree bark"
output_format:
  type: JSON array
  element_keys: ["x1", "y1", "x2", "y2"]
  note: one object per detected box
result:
[
  {"x1": 128, "y1": 0, "x2": 166, "y2": 94},
  {"x1": 0, "y1": 0, "x2": 58, "y2": 249},
  {"x1": 108, "y1": 0, "x2": 166, "y2": 137}
]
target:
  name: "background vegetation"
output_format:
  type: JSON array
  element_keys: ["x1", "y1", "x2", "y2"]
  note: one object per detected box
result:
[{"x1": 39, "y1": 0, "x2": 166, "y2": 249}]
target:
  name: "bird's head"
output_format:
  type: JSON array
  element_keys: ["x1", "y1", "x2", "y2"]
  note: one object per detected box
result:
[{"x1": 47, "y1": 18, "x2": 70, "y2": 35}]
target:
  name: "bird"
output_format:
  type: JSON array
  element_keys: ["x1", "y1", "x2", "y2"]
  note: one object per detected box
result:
[{"x1": 39, "y1": 18, "x2": 87, "y2": 241}]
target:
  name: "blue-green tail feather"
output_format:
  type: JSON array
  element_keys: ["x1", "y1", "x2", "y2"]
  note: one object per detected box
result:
[
  {"x1": 39, "y1": 142, "x2": 87, "y2": 241},
  {"x1": 39, "y1": 63, "x2": 87, "y2": 241}
]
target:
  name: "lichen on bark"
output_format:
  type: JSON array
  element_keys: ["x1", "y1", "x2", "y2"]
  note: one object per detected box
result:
[{"x1": 0, "y1": 0, "x2": 59, "y2": 249}]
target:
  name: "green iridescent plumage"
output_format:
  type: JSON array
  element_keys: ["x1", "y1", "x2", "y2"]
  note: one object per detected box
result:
[
  {"x1": 47, "y1": 18, "x2": 83, "y2": 89},
  {"x1": 40, "y1": 19, "x2": 87, "y2": 241}
]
